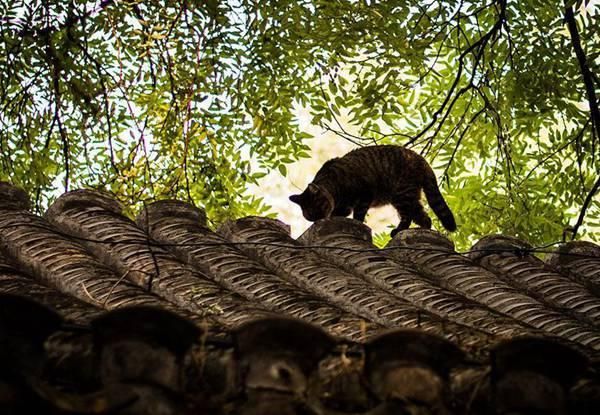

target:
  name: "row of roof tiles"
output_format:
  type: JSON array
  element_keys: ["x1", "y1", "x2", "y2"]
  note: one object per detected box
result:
[{"x1": 1, "y1": 182, "x2": 600, "y2": 413}]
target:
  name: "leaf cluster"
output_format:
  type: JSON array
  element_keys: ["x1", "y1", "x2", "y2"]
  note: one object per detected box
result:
[{"x1": 0, "y1": 0, "x2": 598, "y2": 248}]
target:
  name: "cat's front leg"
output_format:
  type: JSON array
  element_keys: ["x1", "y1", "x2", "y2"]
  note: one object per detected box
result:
[
  {"x1": 412, "y1": 202, "x2": 432, "y2": 229},
  {"x1": 332, "y1": 205, "x2": 352, "y2": 217},
  {"x1": 352, "y1": 202, "x2": 369, "y2": 222}
]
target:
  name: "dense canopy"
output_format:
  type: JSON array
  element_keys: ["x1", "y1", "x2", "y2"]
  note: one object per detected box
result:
[{"x1": 0, "y1": 0, "x2": 598, "y2": 248}]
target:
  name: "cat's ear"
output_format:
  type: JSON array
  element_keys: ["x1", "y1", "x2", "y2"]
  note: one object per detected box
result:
[{"x1": 289, "y1": 194, "x2": 302, "y2": 205}]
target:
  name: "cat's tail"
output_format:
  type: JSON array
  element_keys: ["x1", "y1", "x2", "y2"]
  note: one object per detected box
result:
[{"x1": 422, "y1": 168, "x2": 457, "y2": 231}]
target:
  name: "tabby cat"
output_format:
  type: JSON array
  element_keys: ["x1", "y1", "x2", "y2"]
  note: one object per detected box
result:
[{"x1": 289, "y1": 145, "x2": 456, "y2": 236}]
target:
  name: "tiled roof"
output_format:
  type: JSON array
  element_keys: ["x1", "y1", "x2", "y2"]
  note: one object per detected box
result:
[{"x1": 1, "y1": 182, "x2": 599, "y2": 414}]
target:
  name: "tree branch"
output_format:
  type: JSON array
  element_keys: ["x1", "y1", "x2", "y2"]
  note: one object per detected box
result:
[
  {"x1": 570, "y1": 176, "x2": 600, "y2": 241},
  {"x1": 565, "y1": 3, "x2": 600, "y2": 145},
  {"x1": 564, "y1": 2, "x2": 600, "y2": 239}
]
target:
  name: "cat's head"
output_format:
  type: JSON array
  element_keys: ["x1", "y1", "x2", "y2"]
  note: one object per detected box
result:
[{"x1": 289, "y1": 183, "x2": 334, "y2": 222}]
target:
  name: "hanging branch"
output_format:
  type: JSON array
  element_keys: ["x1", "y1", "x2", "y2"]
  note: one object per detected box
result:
[
  {"x1": 565, "y1": 4, "x2": 600, "y2": 142},
  {"x1": 564, "y1": 2, "x2": 600, "y2": 240},
  {"x1": 73, "y1": 39, "x2": 119, "y2": 176},
  {"x1": 17, "y1": 0, "x2": 114, "y2": 38},
  {"x1": 42, "y1": 18, "x2": 71, "y2": 192},
  {"x1": 51, "y1": 63, "x2": 70, "y2": 192},
  {"x1": 317, "y1": 74, "x2": 370, "y2": 146},
  {"x1": 406, "y1": 0, "x2": 507, "y2": 147}
]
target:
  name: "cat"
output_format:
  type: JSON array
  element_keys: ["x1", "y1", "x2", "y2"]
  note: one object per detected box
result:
[{"x1": 289, "y1": 145, "x2": 456, "y2": 237}]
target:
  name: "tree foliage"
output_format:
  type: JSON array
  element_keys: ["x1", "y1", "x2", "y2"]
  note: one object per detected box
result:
[{"x1": 0, "y1": 0, "x2": 599, "y2": 248}]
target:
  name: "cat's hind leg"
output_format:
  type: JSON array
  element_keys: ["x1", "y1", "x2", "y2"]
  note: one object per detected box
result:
[
  {"x1": 391, "y1": 200, "x2": 431, "y2": 236},
  {"x1": 412, "y1": 202, "x2": 432, "y2": 229},
  {"x1": 391, "y1": 202, "x2": 412, "y2": 237}
]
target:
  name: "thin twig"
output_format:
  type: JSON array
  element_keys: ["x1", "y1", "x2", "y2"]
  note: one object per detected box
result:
[
  {"x1": 569, "y1": 176, "x2": 600, "y2": 241},
  {"x1": 317, "y1": 73, "x2": 369, "y2": 146},
  {"x1": 442, "y1": 106, "x2": 487, "y2": 184},
  {"x1": 104, "y1": 270, "x2": 131, "y2": 307},
  {"x1": 520, "y1": 120, "x2": 591, "y2": 185}
]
